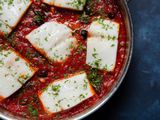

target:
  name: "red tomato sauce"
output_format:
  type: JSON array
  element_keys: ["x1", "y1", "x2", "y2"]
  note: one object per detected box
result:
[{"x1": 0, "y1": 0, "x2": 127, "y2": 119}]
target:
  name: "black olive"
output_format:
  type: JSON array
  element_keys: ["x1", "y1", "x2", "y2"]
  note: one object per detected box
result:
[
  {"x1": 85, "y1": 7, "x2": 92, "y2": 15},
  {"x1": 81, "y1": 30, "x2": 88, "y2": 40},
  {"x1": 37, "y1": 69, "x2": 48, "y2": 77},
  {"x1": 108, "y1": 12, "x2": 115, "y2": 19}
]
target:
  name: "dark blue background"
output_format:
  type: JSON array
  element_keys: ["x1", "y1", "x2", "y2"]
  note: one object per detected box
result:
[{"x1": 85, "y1": 0, "x2": 160, "y2": 120}]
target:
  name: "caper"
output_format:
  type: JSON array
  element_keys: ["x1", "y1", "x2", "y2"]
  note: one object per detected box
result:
[{"x1": 108, "y1": 12, "x2": 115, "y2": 19}]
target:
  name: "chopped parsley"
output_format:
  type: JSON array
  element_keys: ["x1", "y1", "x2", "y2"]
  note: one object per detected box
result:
[
  {"x1": 90, "y1": 48, "x2": 102, "y2": 68},
  {"x1": 67, "y1": 0, "x2": 85, "y2": 9},
  {"x1": 28, "y1": 104, "x2": 38, "y2": 117},
  {"x1": 64, "y1": 74, "x2": 68, "y2": 77},
  {"x1": 8, "y1": 0, "x2": 13, "y2": 5},
  {"x1": 79, "y1": 94, "x2": 85, "y2": 100},
  {"x1": 88, "y1": 68, "x2": 102, "y2": 92},
  {"x1": 33, "y1": 11, "x2": 44, "y2": 25},
  {"x1": 75, "y1": 44, "x2": 86, "y2": 54},
  {"x1": 25, "y1": 51, "x2": 30, "y2": 58},
  {"x1": 83, "y1": 79, "x2": 88, "y2": 89},
  {"x1": 52, "y1": 85, "x2": 61, "y2": 96},
  {"x1": 52, "y1": 85, "x2": 60, "y2": 92},
  {"x1": 78, "y1": 12, "x2": 90, "y2": 24}
]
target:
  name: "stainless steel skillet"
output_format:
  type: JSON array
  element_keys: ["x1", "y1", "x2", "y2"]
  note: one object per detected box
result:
[
  {"x1": 0, "y1": 0, "x2": 133, "y2": 119},
  {"x1": 72, "y1": 0, "x2": 133, "y2": 119}
]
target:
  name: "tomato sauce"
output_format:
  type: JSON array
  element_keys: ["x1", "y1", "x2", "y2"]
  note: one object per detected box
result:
[{"x1": 0, "y1": 0, "x2": 127, "y2": 119}]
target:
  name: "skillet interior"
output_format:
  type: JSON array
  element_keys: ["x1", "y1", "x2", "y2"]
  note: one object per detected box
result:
[
  {"x1": 70, "y1": 0, "x2": 133, "y2": 119},
  {"x1": 0, "y1": 0, "x2": 133, "y2": 119}
]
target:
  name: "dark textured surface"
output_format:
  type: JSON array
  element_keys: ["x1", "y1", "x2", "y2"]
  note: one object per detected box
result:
[{"x1": 84, "y1": 0, "x2": 160, "y2": 120}]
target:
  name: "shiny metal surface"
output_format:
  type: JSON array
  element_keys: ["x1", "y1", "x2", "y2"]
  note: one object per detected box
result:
[{"x1": 0, "y1": 0, "x2": 133, "y2": 119}]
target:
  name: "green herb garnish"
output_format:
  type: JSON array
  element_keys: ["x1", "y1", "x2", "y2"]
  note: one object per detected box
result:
[
  {"x1": 28, "y1": 104, "x2": 38, "y2": 117},
  {"x1": 33, "y1": 11, "x2": 44, "y2": 25},
  {"x1": 88, "y1": 68, "x2": 102, "y2": 92}
]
